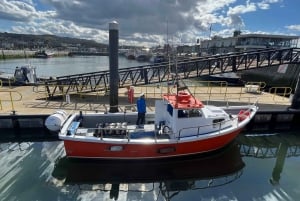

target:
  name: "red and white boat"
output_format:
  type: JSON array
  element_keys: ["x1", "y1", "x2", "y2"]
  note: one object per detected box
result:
[{"x1": 45, "y1": 80, "x2": 258, "y2": 160}]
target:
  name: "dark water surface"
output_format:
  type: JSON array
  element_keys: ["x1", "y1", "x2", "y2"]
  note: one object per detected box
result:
[{"x1": 0, "y1": 133, "x2": 299, "y2": 201}]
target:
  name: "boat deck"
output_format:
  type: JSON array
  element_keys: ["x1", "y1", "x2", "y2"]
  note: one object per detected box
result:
[{"x1": 67, "y1": 122, "x2": 172, "y2": 142}]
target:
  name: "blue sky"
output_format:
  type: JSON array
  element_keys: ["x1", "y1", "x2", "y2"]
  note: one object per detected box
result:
[{"x1": 0, "y1": 0, "x2": 299, "y2": 46}]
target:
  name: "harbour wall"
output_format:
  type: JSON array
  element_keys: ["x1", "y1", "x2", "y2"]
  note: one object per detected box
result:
[{"x1": 0, "y1": 50, "x2": 68, "y2": 59}]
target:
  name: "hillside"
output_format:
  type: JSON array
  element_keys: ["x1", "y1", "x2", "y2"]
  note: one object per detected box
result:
[{"x1": 0, "y1": 32, "x2": 108, "y2": 50}]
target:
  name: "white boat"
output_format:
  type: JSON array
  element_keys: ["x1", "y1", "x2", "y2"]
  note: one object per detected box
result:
[
  {"x1": 135, "y1": 48, "x2": 152, "y2": 61},
  {"x1": 0, "y1": 65, "x2": 47, "y2": 86},
  {"x1": 45, "y1": 77, "x2": 258, "y2": 160},
  {"x1": 34, "y1": 50, "x2": 54, "y2": 58},
  {"x1": 201, "y1": 72, "x2": 245, "y2": 86},
  {"x1": 125, "y1": 49, "x2": 136, "y2": 60}
]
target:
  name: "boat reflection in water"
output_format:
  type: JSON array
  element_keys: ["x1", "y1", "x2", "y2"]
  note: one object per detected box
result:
[{"x1": 52, "y1": 143, "x2": 244, "y2": 200}]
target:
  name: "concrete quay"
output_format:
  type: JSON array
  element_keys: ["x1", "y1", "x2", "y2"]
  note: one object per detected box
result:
[{"x1": 0, "y1": 85, "x2": 292, "y2": 115}]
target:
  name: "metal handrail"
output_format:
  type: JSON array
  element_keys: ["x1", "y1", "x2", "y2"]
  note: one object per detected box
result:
[
  {"x1": 0, "y1": 90, "x2": 23, "y2": 111},
  {"x1": 268, "y1": 87, "x2": 292, "y2": 99}
]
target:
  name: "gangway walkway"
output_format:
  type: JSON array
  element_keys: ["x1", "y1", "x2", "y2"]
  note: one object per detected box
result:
[{"x1": 44, "y1": 48, "x2": 300, "y2": 98}]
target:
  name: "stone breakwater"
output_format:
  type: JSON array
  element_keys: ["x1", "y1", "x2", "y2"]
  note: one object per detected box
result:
[{"x1": 0, "y1": 50, "x2": 68, "y2": 59}]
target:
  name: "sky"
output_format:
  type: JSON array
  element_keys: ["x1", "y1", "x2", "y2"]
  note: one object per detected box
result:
[{"x1": 0, "y1": 0, "x2": 299, "y2": 47}]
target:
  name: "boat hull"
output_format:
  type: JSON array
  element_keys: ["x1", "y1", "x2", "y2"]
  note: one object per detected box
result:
[{"x1": 62, "y1": 128, "x2": 242, "y2": 159}]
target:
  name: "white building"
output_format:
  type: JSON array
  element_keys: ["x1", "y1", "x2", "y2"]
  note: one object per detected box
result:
[{"x1": 200, "y1": 31, "x2": 299, "y2": 55}]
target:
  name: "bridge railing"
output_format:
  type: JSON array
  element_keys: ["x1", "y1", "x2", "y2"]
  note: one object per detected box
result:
[{"x1": 41, "y1": 48, "x2": 300, "y2": 98}]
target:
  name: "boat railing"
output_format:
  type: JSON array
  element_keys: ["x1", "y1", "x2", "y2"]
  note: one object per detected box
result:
[{"x1": 207, "y1": 96, "x2": 259, "y2": 107}]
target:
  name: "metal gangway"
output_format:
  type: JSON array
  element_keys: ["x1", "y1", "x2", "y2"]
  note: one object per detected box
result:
[{"x1": 44, "y1": 48, "x2": 300, "y2": 98}]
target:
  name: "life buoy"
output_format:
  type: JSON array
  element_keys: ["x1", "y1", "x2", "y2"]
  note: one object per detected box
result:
[{"x1": 238, "y1": 110, "x2": 250, "y2": 121}]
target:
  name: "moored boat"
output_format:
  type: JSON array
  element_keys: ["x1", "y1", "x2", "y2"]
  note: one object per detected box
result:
[
  {"x1": 0, "y1": 65, "x2": 49, "y2": 86},
  {"x1": 150, "y1": 53, "x2": 167, "y2": 63},
  {"x1": 135, "y1": 48, "x2": 152, "y2": 62},
  {"x1": 45, "y1": 78, "x2": 258, "y2": 160},
  {"x1": 34, "y1": 50, "x2": 54, "y2": 58},
  {"x1": 125, "y1": 49, "x2": 136, "y2": 60},
  {"x1": 200, "y1": 72, "x2": 245, "y2": 86}
]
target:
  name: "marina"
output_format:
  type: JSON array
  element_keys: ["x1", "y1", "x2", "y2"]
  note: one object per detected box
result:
[
  {"x1": 1, "y1": 55, "x2": 300, "y2": 200},
  {"x1": 1, "y1": 0, "x2": 300, "y2": 200},
  {"x1": 1, "y1": 27, "x2": 300, "y2": 200}
]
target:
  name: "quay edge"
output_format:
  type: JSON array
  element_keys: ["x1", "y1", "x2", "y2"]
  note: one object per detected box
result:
[{"x1": 0, "y1": 108, "x2": 300, "y2": 143}]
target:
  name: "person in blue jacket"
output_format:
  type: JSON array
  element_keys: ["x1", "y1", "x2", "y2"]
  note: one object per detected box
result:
[{"x1": 136, "y1": 92, "x2": 146, "y2": 127}]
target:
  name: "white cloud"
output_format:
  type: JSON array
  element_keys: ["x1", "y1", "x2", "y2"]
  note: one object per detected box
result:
[
  {"x1": 227, "y1": 1, "x2": 256, "y2": 15},
  {"x1": 257, "y1": 0, "x2": 282, "y2": 10},
  {"x1": 286, "y1": 25, "x2": 300, "y2": 32},
  {"x1": 0, "y1": 0, "x2": 295, "y2": 47}
]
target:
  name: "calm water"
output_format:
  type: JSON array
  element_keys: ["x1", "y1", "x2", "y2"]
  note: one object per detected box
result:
[
  {"x1": 0, "y1": 56, "x2": 150, "y2": 77},
  {"x1": 0, "y1": 57, "x2": 300, "y2": 200}
]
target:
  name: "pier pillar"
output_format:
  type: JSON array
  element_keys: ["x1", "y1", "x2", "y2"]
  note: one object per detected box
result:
[
  {"x1": 109, "y1": 21, "x2": 119, "y2": 113},
  {"x1": 270, "y1": 143, "x2": 288, "y2": 185},
  {"x1": 290, "y1": 73, "x2": 300, "y2": 110}
]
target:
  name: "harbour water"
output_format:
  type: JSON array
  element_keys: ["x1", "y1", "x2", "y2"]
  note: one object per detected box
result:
[
  {"x1": 0, "y1": 133, "x2": 299, "y2": 200},
  {"x1": 0, "y1": 56, "x2": 300, "y2": 200},
  {"x1": 0, "y1": 55, "x2": 150, "y2": 77}
]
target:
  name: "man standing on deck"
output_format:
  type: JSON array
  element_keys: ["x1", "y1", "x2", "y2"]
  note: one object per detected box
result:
[{"x1": 136, "y1": 93, "x2": 146, "y2": 127}]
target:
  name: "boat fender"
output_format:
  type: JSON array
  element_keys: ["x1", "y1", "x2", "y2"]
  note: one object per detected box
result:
[
  {"x1": 238, "y1": 110, "x2": 250, "y2": 121},
  {"x1": 45, "y1": 110, "x2": 67, "y2": 132}
]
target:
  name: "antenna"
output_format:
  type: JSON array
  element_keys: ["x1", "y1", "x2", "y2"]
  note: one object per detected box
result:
[{"x1": 209, "y1": 24, "x2": 212, "y2": 39}]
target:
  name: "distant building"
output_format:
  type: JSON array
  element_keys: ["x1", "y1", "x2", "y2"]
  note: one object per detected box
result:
[
  {"x1": 0, "y1": 42, "x2": 14, "y2": 49},
  {"x1": 199, "y1": 31, "x2": 299, "y2": 55}
]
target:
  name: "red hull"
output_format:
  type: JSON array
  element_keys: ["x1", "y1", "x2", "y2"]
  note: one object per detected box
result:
[{"x1": 63, "y1": 129, "x2": 242, "y2": 159}]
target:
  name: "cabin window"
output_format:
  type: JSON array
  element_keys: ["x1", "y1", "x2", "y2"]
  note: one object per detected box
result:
[
  {"x1": 188, "y1": 109, "x2": 202, "y2": 117},
  {"x1": 167, "y1": 104, "x2": 173, "y2": 116},
  {"x1": 213, "y1": 118, "x2": 225, "y2": 128},
  {"x1": 178, "y1": 110, "x2": 188, "y2": 118},
  {"x1": 178, "y1": 109, "x2": 202, "y2": 118}
]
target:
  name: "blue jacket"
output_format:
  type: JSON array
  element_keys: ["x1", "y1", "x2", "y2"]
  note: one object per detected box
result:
[{"x1": 136, "y1": 97, "x2": 146, "y2": 113}]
